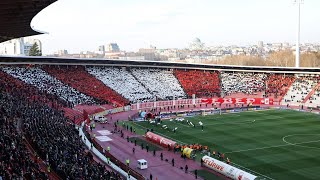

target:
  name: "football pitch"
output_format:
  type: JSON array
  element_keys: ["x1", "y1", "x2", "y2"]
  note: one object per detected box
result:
[{"x1": 126, "y1": 109, "x2": 320, "y2": 180}]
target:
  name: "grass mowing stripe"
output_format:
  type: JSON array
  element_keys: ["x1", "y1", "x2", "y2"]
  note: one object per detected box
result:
[
  {"x1": 225, "y1": 139, "x2": 320, "y2": 154},
  {"x1": 131, "y1": 119, "x2": 275, "y2": 180},
  {"x1": 127, "y1": 109, "x2": 320, "y2": 180},
  {"x1": 132, "y1": 121, "x2": 186, "y2": 144}
]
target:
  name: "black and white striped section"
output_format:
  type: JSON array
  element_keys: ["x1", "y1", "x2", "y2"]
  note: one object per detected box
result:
[
  {"x1": 1, "y1": 66, "x2": 95, "y2": 106},
  {"x1": 86, "y1": 66, "x2": 154, "y2": 103},
  {"x1": 131, "y1": 68, "x2": 186, "y2": 100}
]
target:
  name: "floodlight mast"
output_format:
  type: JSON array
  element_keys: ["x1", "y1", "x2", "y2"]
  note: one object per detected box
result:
[{"x1": 294, "y1": 0, "x2": 303, "y2": 68}]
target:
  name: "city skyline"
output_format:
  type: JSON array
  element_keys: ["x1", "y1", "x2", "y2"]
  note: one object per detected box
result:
[{"x1": 30, "y1": 0, "x2": 320, "y2": 54}]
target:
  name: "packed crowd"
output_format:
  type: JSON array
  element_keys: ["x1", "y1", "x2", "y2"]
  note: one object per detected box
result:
[
  {"x1": 0, "y1": 69, "x2": 123, "y2": 180},
  {"x1": 265, "y1": 74, "x2": 295, "y2": 100},
  {"x1": 87, "y1": 66, "x2": 154, "y2": 103},
  {"x1": 0, "y1": 70, "x2": 67, "y2": 109},
  {"x1": 174, "y1": 70, "x2": 221, "y2": 98},
  {"x1": 1, "y1": 66, "x2": 95, "y2": 107},
  {"x1": 43, "y1": 65, "x2": 129, "y2": 106},
  {"x1": 23, "y1": 102, "x2": 121, "y2": 179},
  {"x1": 282, "y1": 75, "x2": 320, "y2": 104},
  {"x1": 221, "y1": 72, "x2": 267, "y2": 95},
  {"x1": 131, "y1": 68, "x2": 186, "y2": 100},
  {"x1": 3, "y1": 64, "x2": 320, "y2": 107},
  {"x1": 0, "y1": 95, "x2": 47, "y2": 180}
]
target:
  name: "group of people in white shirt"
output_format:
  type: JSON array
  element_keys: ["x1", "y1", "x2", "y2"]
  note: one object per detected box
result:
[
  {"x1": 221, "y1": 72, "x2": 267, "y2": 96},
  {"x1": 1, "y1": 66, "x2": 95, "y2": 107}
]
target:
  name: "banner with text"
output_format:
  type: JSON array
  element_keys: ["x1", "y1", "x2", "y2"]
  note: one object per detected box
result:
[
  {"x1": 202, "y1": 156, "x2": 257, "y2": 180},
  {"x1": 201, "y1": 98, "x2": 274, "y2": 105}
]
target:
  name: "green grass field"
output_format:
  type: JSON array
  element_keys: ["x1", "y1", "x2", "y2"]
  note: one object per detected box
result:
[{"x1": 125, "y1": 109, "x2": 320, "y2": 180}]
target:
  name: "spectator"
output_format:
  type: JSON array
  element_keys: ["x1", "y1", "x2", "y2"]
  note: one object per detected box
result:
[
  {"x1": 175, "y1": 69, "x2": 220, "y2": 98},
  {"x1": 221, "y1": 72, "x2": 266, "y2": 95},
  {"x1": 87, "y1": 66, "x2": 154, "y2": 103}
]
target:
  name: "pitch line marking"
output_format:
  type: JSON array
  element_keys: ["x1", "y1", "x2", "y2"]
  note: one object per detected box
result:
[
  {"x1": 225, "y1": 144, "x2": 290, "y2": 154},
  {"x1": 282, "y1": 134, "x2": 320, "y2": 150},
  {"x1": 231, "y1": 162, "x2": 275, "y2": 180},
  {"x1": 133, "y1": 122, "x2": 274, "y2": 180},
  {"x1": 226, "y1": 137, "x2": 320, "y2": 154},
  {"x1": 205, "y1": 119, "x2": 255, "y2": 126}
]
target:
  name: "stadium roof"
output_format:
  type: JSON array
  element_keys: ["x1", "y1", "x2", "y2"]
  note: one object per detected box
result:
[{"x1": 0, "y1": 0, "x2": 56, "y2": 43}]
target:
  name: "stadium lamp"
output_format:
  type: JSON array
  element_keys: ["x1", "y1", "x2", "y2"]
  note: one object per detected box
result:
[{"x1": 293, "y1": 0, "x2": 304, "y2": 68}]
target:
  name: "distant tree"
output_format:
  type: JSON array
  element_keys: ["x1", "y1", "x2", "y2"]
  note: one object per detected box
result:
[
  {"x1": 29, "y1": 42, "x2": 42, "y2": 56},
  {"x1": 266, "y1": 50, "x2": 294, "y2": 67},
  {"x1": 219, "y1": 55, "x2": 265, "y2": 66}
]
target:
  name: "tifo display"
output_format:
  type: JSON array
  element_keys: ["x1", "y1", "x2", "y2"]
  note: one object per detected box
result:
[{"x1": 1, "y1": 64, "x2": 320, "y2": 180}]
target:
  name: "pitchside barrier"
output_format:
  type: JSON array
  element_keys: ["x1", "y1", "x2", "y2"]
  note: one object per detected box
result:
[
  {"x1": 144, "y1": 132, "x2": 259, "y2": 179},
  {"x1": 132, "y1": 98, "x2": 274, "y2": 110},
  {"x1": 145, "y1": 132, "x2": 176, "y2": 150},
  {"x1": 90, "y1": 98, "x2": 274, "y2": 119},
  {"x1": 202, "y1": 156, "x2": 258, "y2": 180}
]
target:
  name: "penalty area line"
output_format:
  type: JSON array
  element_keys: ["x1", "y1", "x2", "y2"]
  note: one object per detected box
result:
[{"x1": 226, "y1": 139, "x2": 320, "y2": 154}]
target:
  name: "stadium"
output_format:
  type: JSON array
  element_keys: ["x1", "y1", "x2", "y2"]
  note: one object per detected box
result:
[{"x1": 1, "y1": 1, "x2": 320, "y2": 180}]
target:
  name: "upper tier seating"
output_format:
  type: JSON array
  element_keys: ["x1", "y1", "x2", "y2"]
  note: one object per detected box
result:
[
  {"x1": 43, "y1": 65, "x2": 128, "y2": 106},
  {"x1": 281, "y1": 75, "x2": 320, "y2": 106},
  {"x1": 1, "y1": 66, "x2": 95, "y2": 107},
  {"x1": 0, "y1": 69, "x2": 68, "y2": 108},
  {"x1": 131, "y1": 68, "x2": 186, "y2": 100},
  {"x1": 86, "y1": 66, "x2": 154, "y2": 103},
  {"x1": 174, "y1": 69, "x2": 221, "y2": 98},
  {"x1": 265, "y1": 74, "x2": 296, "y2": 102},
  {"x1": 221, "y1": 72, "x2": 267, "y2": 96}
]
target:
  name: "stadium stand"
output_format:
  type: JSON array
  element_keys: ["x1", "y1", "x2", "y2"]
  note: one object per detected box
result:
[
  {"x1": 131, "y1": 68, "x2": 186, "y2": 100},
  {"x1": 23, "y1": 103, "x2": 122, "y2": 179},
  {"x1": 86, "y1": 66, "x2": 154, "y2": 103},
  {"x1": 0, "y1": 68, "x2": 83, "y2": 124},
  {"x1": 0, "y1": 69, "x2": 67, "y2": 108},
  {"x1": 220, "y1": 72, "x2": 267, "y2": 96},
  {"x1": 282, "y1": 75, "x2": 320, "y2": 105},
  {"x1": 0, "y1": 98, "x2": 48, "y2": 180},
  {"x1": 43, "y1": 65, "x2": 129, "y2": 106},
  {"x1": 1, "y1": 66, "x2": 95, "y2": 107},
  {"x1": 2, "y1": 0, "x2": 319, "y2": 179},
  {"x1": 0, "y1": 76, "x2": 123, "y2": 179},
  {"x1": 2, "y1": 62, "x2": 320, "y2": 179},
  {"x1": 265, "y1": 74, "x2": 296, "y2": 102},
  {"x1": 174, "y1": 69, "x2": 221, "y2": 98}
]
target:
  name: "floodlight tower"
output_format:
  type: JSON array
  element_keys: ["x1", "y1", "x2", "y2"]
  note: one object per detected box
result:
[{"x1": 294, "y1": 0, "x2": 303, "y2": 68}]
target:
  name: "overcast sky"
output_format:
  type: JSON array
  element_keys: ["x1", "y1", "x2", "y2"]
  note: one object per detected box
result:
[{"x1": 31, "y1": 0, "x2": 320, "y2": 54}]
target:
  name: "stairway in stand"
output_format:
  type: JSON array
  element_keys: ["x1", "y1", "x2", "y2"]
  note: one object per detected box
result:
[{"x1": 303, "y1": 82, "x2": 320, "y2": 103}]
